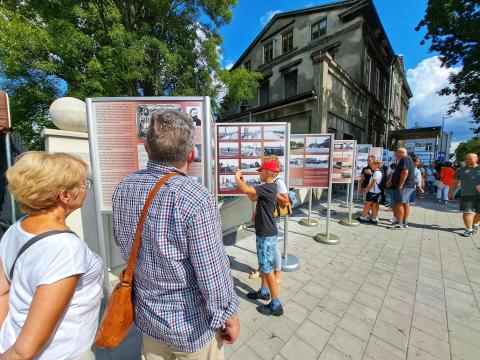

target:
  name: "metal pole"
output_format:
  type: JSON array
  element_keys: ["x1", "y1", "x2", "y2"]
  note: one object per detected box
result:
[
  {"x1": 314, "y1": 134, "x2": 339, "y2": 244},
  {"x1": 282, "y1": 123, "x2": 300, "y2": 271},
  {"x1": 299, "y1": 188, "x2": 318, "y2": 226},
  {"x1": 86, "y1": 98, "x2": 112, "y2": 296},
  {"x1": 5, "y1": 133, "x2": 16, "y2": 224}
]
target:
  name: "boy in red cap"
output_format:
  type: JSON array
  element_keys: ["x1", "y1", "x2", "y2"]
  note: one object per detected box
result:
[{"x1": 235, "y1": 160, "x2": 284, "y2": 316}]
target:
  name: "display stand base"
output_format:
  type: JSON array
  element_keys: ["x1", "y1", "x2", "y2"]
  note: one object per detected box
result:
[
  {"x1": 281, "y1": 254, "x2": 300, "y2": 272},
  {"x1": 314, "y1": 233, "x2": 340, "y2": 245},
  {"x1": 339, "y1": 218, "x2": 360, "y2": 226},
  {"x1": 299, "y1": 218, "x2": 318, "y2": 227}
]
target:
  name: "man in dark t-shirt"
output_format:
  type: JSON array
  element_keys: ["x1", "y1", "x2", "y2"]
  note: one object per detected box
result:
[
  {"x1": 387, "y1": 148, "x2": 416, "y2": 229},
  {"x1": 236, "y1": 161, "x2": 283, "y2": 316},
  {"x1": 358, "y1": 156, "x2": 376, "y2": 195}
]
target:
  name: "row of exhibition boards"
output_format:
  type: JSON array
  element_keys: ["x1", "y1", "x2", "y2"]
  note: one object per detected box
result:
[
  {"x1": 85, "y1": 96, "x2": 394, "y2": 291},
  {"x1": 86, "y1": 96, "x2": 395, "y2": 212}
]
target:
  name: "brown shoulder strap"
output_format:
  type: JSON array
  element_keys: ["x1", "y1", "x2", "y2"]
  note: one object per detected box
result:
[{"x1": 121, "y1": 173, "x2": 179, "y2": 284}]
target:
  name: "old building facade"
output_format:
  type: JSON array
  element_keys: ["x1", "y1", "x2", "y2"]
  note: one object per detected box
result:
[{"x1": 224, "y1": 0, "x2": 412, "y2": 146}]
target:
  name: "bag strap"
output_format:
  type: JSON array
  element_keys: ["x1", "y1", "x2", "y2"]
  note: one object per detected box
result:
[
  {"x1": 9, "y1": 229, "x2": 75, "y2": 280},
  {"x1": 121, "y1": 173, "x2": 179, "y2": 285}
]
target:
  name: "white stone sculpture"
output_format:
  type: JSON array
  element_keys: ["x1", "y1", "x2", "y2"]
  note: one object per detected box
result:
[{"x1": 49, "y1": 97, "x2": 88, "y2": 133}]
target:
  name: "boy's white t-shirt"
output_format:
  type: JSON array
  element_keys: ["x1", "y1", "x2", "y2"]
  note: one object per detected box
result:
[
  {"x1": 368, "y1": 170, "x2": 383, "y2": 193},
  {"x1": 0, "y1": 221, "x2": 103, "y2": 359}
]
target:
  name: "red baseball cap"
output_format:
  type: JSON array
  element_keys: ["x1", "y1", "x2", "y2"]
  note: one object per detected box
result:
[{"x1": 257, "y1": 160, "x2": 280, "y2": 173}]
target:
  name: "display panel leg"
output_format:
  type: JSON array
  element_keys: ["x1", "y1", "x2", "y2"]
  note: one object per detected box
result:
[
  {"x1": 299, "y1": 188, "x2": 318, "y2": 227},
  {"x1": 314, "y1": 184, "x2": 339, "y2": 244},
  {"x1": 281, "y1": 216, "x2": 300, "y2": 272},
  {"x1": 340, "y1": 151, "x2": 359, "y2": 226}
]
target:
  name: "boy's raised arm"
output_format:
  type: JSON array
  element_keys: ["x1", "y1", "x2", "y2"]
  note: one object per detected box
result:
[{"x1": 235, "y1": 170, "x2": 258, "y2": 201}]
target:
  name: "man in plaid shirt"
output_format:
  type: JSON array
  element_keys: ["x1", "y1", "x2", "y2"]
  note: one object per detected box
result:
[{"x1": 112, "y1": 110, "x2": 240, "y2": 359}]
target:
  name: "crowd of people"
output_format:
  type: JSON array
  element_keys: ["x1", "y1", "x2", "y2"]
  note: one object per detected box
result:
[
  {"x1": 356, "y1": 149, "x2": 480, "y2": 237},
  {"x1": 0, "y1": 107, "x2": 478, "y2": 360}
]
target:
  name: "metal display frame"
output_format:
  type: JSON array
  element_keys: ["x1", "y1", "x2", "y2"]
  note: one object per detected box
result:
[
  {"x1": 86, "y1": 96, "x2": 215, "y2": 294},
  {"x1": 339, "y1": 141, "x2": 359, "y2": 226},
  {"x1": 290, "y1": 133, "x2": 334, "y2": 228},
  {"x1": 314, "y1": 135, "x2": 339, "y2": 244},
  {"x1": 214, "y1": 122, "x2": 299, "y2": 272}
]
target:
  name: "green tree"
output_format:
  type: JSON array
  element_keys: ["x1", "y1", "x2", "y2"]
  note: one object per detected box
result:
[
  {"x1": 455, "y1": 137, "x2": 480, "y2": 162},
  {"x1": 219, "y1": 67, "x2": 263, "y2": 115},
  {"x1": 0, "y1": 0, "x2": 258, "y2": 149},
  {"x1": 417, "y1": 0, "x2": 480, "y2": 132}
]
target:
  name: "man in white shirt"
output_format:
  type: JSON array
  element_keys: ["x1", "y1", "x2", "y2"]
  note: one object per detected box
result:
[
  {"x1": 358, "y1": 160, "x2": 383, "y2": 225},
  {"x1": 425, "y1": 164, "x2": 436, "y2": 193}
]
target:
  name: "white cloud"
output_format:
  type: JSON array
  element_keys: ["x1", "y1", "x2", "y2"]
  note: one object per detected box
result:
[
  {"x1": 260, "y1": 10, "x2": 282, "y2": 26},
  {"x1": 406, "y1": 56, "x2": 473, "y2": 142},
  {"x1": 225, "y1": 63, "x2": 234, "y2": 70}
]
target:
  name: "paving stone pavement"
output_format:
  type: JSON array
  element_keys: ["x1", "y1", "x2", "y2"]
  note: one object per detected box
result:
[{"x1": 96, "y1": 194, "x2": 480, "y2": 360}]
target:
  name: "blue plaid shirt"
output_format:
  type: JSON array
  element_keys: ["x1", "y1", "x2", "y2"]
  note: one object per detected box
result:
[{"x1": 112, "y1": 161, "x2": 239, "y2": 352}]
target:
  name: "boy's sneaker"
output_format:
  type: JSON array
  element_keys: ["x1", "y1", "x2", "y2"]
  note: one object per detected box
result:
[
  {"x1": 403, "y1": 223, "x2": 409, "y2": 229},
  {"x1": 388, "y1": 224, "x2": 403, "y2": 230},
  {"x1": 358, "y1": 217, "x2": 370, "y2": 223},
  {"x1": 257, "y1": 302, "x2": 284, "y2": 316},
  {"x1": 247, "y1": 290, "x2": 270, "y2": 301},
  {"x1": 460, "y1": 229, "x2": 474, "y2": 237},
  {"x1": 473, "y1": 225, "x2": 479, "y2": 234},
  {"x1": 389, "y1": 218, "x2": 397, "y2": 225},
  {"x1": 369, "y1": 219, "x2": 378, "y2": 225}
]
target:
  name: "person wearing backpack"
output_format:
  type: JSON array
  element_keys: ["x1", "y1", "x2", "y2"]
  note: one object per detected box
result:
[{"x1": 358, "y1": 161, "x2": 383, "y2": 225}]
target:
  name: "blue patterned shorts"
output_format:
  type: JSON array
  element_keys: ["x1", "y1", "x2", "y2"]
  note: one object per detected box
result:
[{"x1": 256, "y1": 236, "x2": 277, "y2": 274}]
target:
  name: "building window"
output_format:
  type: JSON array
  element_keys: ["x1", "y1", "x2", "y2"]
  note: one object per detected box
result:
[
  {"x1": 264, "y1": 41, "x2": 273, "y2": 63},
  {"x1": 282, "y1": 30, "x2": 294, "y2": 54},
  {"x1": 244, "y1": 60, "x2": 251, "y2": 71},
  {"x1": 284, "y1": 70, "x2": 298, "y2": 98},
  {"x1": 259, "y1": 81, "x2": 269, "y2": 106},
  {"x1": 364, "y1": 55, "x2": 371, "y2": 90},
  {"x1": 375, "y1": 69, "x2": 380, "y2": 99},
  {"x1": 370, "y1": 65, "x2": 377, "y2": 94},
  {"x1": 311, "y1": 18, "x2": 327, "y2": 40},
  {"x1": 426, "y1": 143, "x2": 433, "y2": 151}
]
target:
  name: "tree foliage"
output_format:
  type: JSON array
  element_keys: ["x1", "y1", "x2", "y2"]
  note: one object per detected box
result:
[
  {"x1": 0, "y1": 0, "x2": 259, "y2": 149},
  {"x1": 219, "y1": 67, "x2": 263, "y2": 113},
  {"x1": 455, "y1": 137, "x2": 480, "y2": 162},
  {"x1": 417, "y1": 0, "x2": 480, "y2": 132}
]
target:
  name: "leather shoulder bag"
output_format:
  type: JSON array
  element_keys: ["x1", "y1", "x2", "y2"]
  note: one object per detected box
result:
[{"x1": 94, "y1": 173, "x2": 178, "y2": 349}]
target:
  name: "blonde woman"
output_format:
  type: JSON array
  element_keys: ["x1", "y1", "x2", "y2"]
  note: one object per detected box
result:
[{"x1": 0, "y1": 152, "x2": 103, "y2": 360}]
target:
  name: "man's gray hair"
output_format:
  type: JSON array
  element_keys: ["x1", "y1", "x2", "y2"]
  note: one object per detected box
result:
[
  {"x1": 396, "y1": 147, "x2": 408, "y2": 154},
  {"x1": 146, "y1": 110, "x2": 195, "y2": 165}
]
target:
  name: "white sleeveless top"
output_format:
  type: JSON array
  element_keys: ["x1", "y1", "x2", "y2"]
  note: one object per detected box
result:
[{"x1": 0, "y1": 221, "x2": 103, "y2": 359}]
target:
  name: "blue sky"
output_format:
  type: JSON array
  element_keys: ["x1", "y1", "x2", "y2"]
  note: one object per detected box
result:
[{"x1": 218, "y1": 0, "x2": 472, "y2": 149}]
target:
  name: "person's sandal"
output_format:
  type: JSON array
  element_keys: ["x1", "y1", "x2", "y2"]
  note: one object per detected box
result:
[{"x1": 249, "y1": 270, "x2": 260, "y2": 279}]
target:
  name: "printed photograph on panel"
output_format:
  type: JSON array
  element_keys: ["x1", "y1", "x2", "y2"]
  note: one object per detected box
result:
[
  {"x1": 240, "y1": 126, "x2": 261, "y2": 140},
  {"x1": 219, "y1": 142, "x2": 240, "y2": 157},
  {"x1": 333, "y1": 143, "x2": 344, "y2": 150},
  {"x1": 306, "y1": 136, "x2": 330, "y2": 153},
  {"x1": 342, "y1": 172, "x2": 352, "y2": 179},
  {"x1": 243, "y1": 175, "x2": 262, "y2": 186},
  {"x1": 136, "y1": 104, "x2": 181, "y2": 139},
  {"x1": 358, "y1": 145, "x2": 370, "y2": 154},
  {"x1": 187, "y1": 106, "x2": 202, "y2": 127},
  {"x1": 344, "y1": 142, "x2": 354, "y2": 151},
  {"x1": 241, "y1": 142, "x2": 262, "y2": 157},
  {"x1": 219, "y1": 175, "x2": 238, "y2": 191},
  {"x1": 194, "y1": 144, "x2": 202, "y2": 162},
  {"x1": 219, "y1": 159, "x2": 239, "y2": 174},
  {"x1": 218, "y1": 126, "x2": 239, "y2": 140},
  {"x1": 290, "y1": 155, "x2": 305, "y2": 168},
  {"x1": 290, "y1": 136, "x2": 305, "y2": 155},
  {"x1": 342, "y1": 162, "x2": 353, "y2": 170},
  {"x1": 264, "y1": 142, "x2": 284, "y2": 156},
  {"x1": 241, "y1": 158, "x2": 261, "y2": 171},
  {"x1": 264, "y1": 125, "x2": 286, "y2": 140},
  {"x1": 333, "y1": 151, "x2": 343, "y2": 158},
  {"x1": 305, "y1": 155, "x2": 329, "y2": 168},
  {"x1": 342, "y1": 151, "x2": 353, "y2": 159}
]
